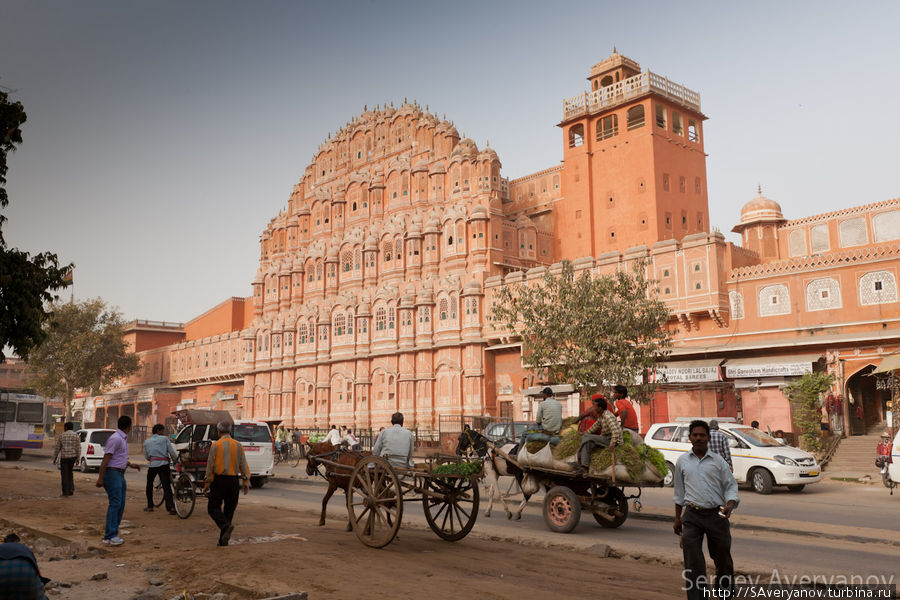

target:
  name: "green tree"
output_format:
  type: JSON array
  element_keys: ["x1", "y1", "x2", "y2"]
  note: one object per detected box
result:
[
  {"x1": 785, "y1": 371, "x2": 835, "y2": 452},
  {"x1": 0, "y1": 88, "x2": 72, "y2": 361},
  {"x1": 29, "y1": 299, "x2": 140, "y2": 419},
  {"x1": 491, "y1": 260, "x2": 672, "y2": 402}
]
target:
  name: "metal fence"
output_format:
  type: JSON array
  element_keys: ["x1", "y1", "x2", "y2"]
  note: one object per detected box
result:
[{"x1": 291, "y1": 427, "x2": 443, "y2": 453}]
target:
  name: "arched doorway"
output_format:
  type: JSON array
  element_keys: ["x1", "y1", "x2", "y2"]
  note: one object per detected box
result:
[{"x1": 845, "y1": 364, "x2": 886, "y2": 435}]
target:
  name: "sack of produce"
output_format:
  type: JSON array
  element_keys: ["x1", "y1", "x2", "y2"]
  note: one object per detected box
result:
[
  {"x1": 518, "y1": 442, "x2": 575, "y2": 472},
  {"x1": 521, "y1": 473, "x2": 540, "y2": 495}
]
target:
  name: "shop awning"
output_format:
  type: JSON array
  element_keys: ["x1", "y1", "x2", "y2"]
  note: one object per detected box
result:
[
  {"x1": 724, "y1": 354, "x2": 824, "y2": 378},
  {"x1": 522, "y1": 384, "x2": 576, "y2": 397},
  {"x1": 656, "y1": 359, "x2": 723, "y2": 383},
  {"x1": 873, "y1": 354, "x2": 900, "y2": 374}
]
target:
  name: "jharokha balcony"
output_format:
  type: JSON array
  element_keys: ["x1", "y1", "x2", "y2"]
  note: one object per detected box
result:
[{"x1": 562, "y1": 70, "x2": 701, "y2": 121}]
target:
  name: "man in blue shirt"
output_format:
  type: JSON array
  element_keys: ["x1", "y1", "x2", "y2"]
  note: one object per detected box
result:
[
  {"x1": 673, "y1": 419, "x2": 739, "y2": 600},
  {"x1": 143, "y1": 424, "x2": 179, "y2": 514}
]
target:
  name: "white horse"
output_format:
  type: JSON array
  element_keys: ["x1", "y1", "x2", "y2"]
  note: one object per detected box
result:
[{"x1": 456, "y1": 430, "x2": 534, "y2": 520}]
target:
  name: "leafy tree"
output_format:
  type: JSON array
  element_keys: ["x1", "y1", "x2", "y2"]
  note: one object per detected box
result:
[
  {"x1": 29, "y1": 299, "x2": 140, "y2": 419},
  {"x1": 0, "y1": 88, "x2": 71, "y2": 361},
  {"x1": 491, "y1": 260, "x2": 671, "y2": 402},
  {"x1": 785, "y1": 371, "x2": 834, "y2": 452}
]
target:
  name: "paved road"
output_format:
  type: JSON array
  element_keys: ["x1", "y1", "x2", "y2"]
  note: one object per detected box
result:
[{"x1": 11, "y1": 452, "x2": 899, "y2": 583}]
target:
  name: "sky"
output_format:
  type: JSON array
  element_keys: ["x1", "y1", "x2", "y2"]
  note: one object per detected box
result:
[{"x1": 2, "y1": 1, "x2": 899, "y2": 324}]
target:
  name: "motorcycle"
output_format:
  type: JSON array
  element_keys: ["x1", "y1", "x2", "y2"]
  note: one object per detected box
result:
[{"x1": 876, "y1": 455, "x2": 896, "y2": 492}]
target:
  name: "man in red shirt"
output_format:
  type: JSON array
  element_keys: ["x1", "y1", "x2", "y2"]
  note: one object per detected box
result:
[
  {"x1": 576, "y1": 393, "x2": 605, "y2": 434},
  {"x1": 612, "y1": 385, "x2": 639, "y2": 434},
  {"x1": 876, "y1": 431, "x2": 893, "y2": 467}
]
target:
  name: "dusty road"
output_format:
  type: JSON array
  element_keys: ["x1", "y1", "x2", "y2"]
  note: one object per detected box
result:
[{"x1": 2, "y1": 465, "x2": 689, "y2": 600}]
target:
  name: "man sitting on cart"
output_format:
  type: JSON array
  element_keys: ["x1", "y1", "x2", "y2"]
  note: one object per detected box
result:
[
  {"x1": 516, "y1": 387, "x2": 563, "y2": 453},
  {"x1": 574, "y1": 396, "x2": 622, "y2": 476},
  {"x1": 373, "y1": 412, "x2": 415, "y2": 468}
]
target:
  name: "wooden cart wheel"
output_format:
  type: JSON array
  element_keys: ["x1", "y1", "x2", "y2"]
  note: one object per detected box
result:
[
  {"x1": 346, "y1": 456, "x2": 403, "y2": 548},
  {"x1": 592, "y1": 487, "x2": 628, "y2": 528},
  {"x1": 543, "y1": 485, "x2": 581, "y2": 533},
  {"x1": 422, "y1": 475, "x2": 480, "y2": 541}
]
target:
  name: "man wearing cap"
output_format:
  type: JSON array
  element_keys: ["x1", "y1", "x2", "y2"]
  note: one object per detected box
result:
[{"x1": 517, "y1": 387, "x2": 562, "y2": 453}]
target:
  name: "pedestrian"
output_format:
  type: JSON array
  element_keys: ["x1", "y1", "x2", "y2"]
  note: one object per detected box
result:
[
  {"x1": 750, "y1": 420, "x2": 759, "y2": 430},
  {"x1": 0, "y1": 534, "x2": 50, "y2": 600},
  {"x1": 673, "y1": 419, "x2": 739, "y2": 600},
  {"x1": 52, "y1": 422, "x2": 80, "y2": 497},
  {"x1": 143, "y1": 424, "x2": 178, "y2": 515},
  {"x1": 324, "y1": 424, "x2": 342, "y2": 446},
  {"x1": 611, "y1": 385, "x2": 640, "y2": 437},
  {"x1": 95, "y1": 415, "x2": 141, "y2": 546},
  {"x1": 708, "y1": 420, "x2": 733, "y2": 471},
  {"x1": 574, "y1": 396, "x2": 622, "y2": 475},
  {"x1": 203, "y1": 420, "x2": 250, "y2": 547},
  {"x1": 343, "y1": 428, "x2": 361, "y2": 451},
  {"x1": 372, "y1": 412, "x2": 414, "y2": 468}
]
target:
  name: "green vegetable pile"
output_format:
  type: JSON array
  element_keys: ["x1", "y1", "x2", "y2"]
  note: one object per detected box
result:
[
  {"x1": 638, "y1": 444, "x2": 668, "y2": 476},
  {"x1": 525, "y1": 440, "x2": 549, "y2": 454},
  {"x1": 588, "y1": 442, "x2": 644, "y2": 480},
  {"x1": 433, "y1": 459, "x2": 483, "y2": 476},
  {"x1": 551, "y1": 429, "x2": 582, "y2": 459}
]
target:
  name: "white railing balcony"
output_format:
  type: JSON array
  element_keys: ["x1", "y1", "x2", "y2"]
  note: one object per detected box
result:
[{"x1": 562, "y1": 70, "x2": 701, "y2": 120}]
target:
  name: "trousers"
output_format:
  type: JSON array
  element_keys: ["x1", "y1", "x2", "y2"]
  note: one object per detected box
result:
[
  {"x1": 682, "y1": 507, "x2": 734, "y2": 600},
  {"x1": 577, "y1": 434, "x2": 611, "y2": 467},
  {"x1": 207, "y1": 475, "x2": 240, "y2": 532},
  {"x1": 59, "y1": 457, "x2": 76, "y2": 495},
  {"x1": 146, "y1": 464, "x2": 174, "y2": 511},
  {"x1": 102, "y1": 470, "x2": 126, "y2": 540}
]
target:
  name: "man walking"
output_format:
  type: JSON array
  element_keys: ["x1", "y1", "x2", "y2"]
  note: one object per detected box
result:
[
  {"x1": 95, "y1": 416, "x2": 141, "y2": 546},
  {"x1": 372, "y1": 412, "x2": 414, "y2": 468},
  {"x1": 324, "y1": 424, "x2": 342, "y2": 446},
  {"x1": 708, "y1": 420, "x2": 733, "y2": 471},
  {"x1": 52, "y1": 422, "x2": 80, "y2": 497},
  {"x1": 143, "y1": 424, "x2": 178, "y2": 514},
  {"x1": 673, "y1": 420, "x2": 739, "y2": 600},
  {"x1": 203, "y1": 420, "x2": 250, "y2": 546}
]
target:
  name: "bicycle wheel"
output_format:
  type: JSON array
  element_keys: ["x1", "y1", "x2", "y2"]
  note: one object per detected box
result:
[
  {"x1": 290, "y1": 446, "x2": 302, "y2": 468},
  {"x1": 173, "y1": 473, "x2": 196, "y2": 519},
  {"x1": 152, "y1": 479, "x2": 165, "y2": 508},
  {"x1": 273, "y1": 449, "x2": 282, "y2": 466}
]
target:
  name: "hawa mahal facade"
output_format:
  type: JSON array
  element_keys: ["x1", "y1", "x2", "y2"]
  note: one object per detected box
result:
[{"x1": 81, "y1": 51, "x2": 900, "y2": 438}]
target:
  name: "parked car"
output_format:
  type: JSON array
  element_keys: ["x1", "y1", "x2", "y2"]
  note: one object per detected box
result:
[
  {"x1": 172, "y1": 419, "x2": 274, "y2": 488},
  {"x1": 645, "y1": 420, "x2": 821, "y2": 494},
  {"x1": 78, "y1": 428, "x2": 116, "y2": 472},
  {"x1": 483, "y1": 421, "x2": 534, "y2": 445}
]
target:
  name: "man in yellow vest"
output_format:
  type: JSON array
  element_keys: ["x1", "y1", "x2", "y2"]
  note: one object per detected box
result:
[{"x1": 203, "y1": 421, "x2": 250, "y2": 546}]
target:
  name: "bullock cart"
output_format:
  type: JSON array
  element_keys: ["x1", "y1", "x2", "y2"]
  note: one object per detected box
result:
[{"x1": 313, "y1": 452, "x2": 482, "y2": 548}]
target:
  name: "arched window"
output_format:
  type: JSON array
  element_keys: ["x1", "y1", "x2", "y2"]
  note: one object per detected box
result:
[
  {"x1": 450, "y1": 293, "x2": 458, "y2": 320},
  {"x1": 395, "y1": 236, "x2": 403, "y2": 261},
  {"x1": 375, "y1": 307, "x2": 386, "y2": 331},
  {"x1": 600, "y1": 75, "x2": 613, "y2": 87},
  {"x1": 341, "y1": 250, "x2": 352, "y2": 272},
  {"x1": 758, "y1": 284, "x2": 790, "y2": 317},
  {"x1": 597, "y1": 114, "x2": 618, "y2": 140},
  {"x1": 860, "y1": 271, "x2": 898, "y2": 305},
  {"x1": 334, "y1": 313, "x2": 345, "y2": 336},
  {"x1": 388, "y1": 306, "x2": 396, "y2": 329},
  {"x1": 627, "y1": 105, "x2": 645, "y2": 130},
  {"x1": 439, "y1": 298, "x2": 449, "y2": 320},
  {"x1": 568, "y1": 124, "x2": 585, "y2": 147},
  {"x1": 316, "y1": 262, "x2": 323, "y2": 281},
  {"x1": 346, "y1": 311, "x2": 354, "y2": 335},
  {"x1": 382, "y1": 240, "x2": 392, "y2": 262},
  {"x1": 354, "y1": 248, "x2": 362, "y2": 270}
]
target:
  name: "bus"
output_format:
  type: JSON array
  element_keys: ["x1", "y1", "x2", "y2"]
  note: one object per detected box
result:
[{"x1": 0, "y1": 392, "x2": 49, "y2": 460}]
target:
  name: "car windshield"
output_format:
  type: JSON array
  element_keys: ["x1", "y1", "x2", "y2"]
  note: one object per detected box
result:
[
  {"x1": 731, "y1": 427, "x2": 782, "y2": 447},
  {"x1": 90, "y1": 431, "x2": 114, "y2": 446},
  {"x1": 233, "y1": 424, "x2": 271, "y2": 443}
]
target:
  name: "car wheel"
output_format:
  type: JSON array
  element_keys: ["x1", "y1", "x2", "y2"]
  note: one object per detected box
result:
[
  {"x1": 80, "y1": 458, "x2": 89, "y2": 473},
  {"x1": 786, "y1": 484, "x2": 805, "y2": 493},
  {"x1": 663, "y1": 462, "x2": 675, "y2": 487},
  {"x1": 751, "y1": 468, "x2": 774, "y2": 494},
  {"x1": 250, "y1": 476, "x2": 266, "y2": 489}
]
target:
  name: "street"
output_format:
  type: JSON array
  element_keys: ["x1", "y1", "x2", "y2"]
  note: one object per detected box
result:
[{"x1": 3, "y1": 450, "x2": 899, "y2": 599}]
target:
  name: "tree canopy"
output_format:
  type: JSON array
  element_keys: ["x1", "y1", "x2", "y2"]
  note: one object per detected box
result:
[
  {"x1": 29, "y1": 299, "x2": 140, "y2": 419},
  {"x1": 490, "y1": 260, "x2": 672, "y2": 403},
  {"x1": 0, "y1": 88, "x2": 72, "y2": 362},
  {"x1": 785, "y1": 371, "x2": 834, "y2": 452}
]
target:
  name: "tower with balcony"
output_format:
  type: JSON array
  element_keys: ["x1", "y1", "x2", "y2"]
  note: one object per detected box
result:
[{"x1": 557, "y1": 50, "x2": 710, "y2": 257}]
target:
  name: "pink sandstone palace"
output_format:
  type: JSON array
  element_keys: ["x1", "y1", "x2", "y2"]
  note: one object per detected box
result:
[{"x1": 79, "y1": 51, "x2": 900, "y2": 440}]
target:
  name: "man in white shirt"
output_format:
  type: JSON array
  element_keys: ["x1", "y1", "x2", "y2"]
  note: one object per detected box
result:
[
  {"x1": 324, "y1": 425, "x2": 342, "y2": 446},
  {"x1": 372, "y1": 412, "x2": 415, "y2": 468}
]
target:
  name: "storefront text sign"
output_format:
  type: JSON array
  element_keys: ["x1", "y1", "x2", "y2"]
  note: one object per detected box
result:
[
  {"x1": 657, "y1": 366, "x2": 720, "y2": 383},
  {"x1": 725, "y1": 362, "x2": 812, "y2": 378}
]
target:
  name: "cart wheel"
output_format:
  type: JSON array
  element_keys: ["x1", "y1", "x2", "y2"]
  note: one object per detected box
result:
[
  {"x1": 291, "y1": 446, "x2": 302, "y2": 468},
  {"x1": 346, "y1": 456, "x2": 403, "y2": 548},
  {"x1": 593, "y1": 488, "x2": 628, "y2": 528},
  {"x1": 152, "y1": 479, "x2": 165, "y2": 508},
  {"x1": 422, "y1": 475, "x2": 480, "y2": 541},
  {"x1": 543, "y1": 486, "x2": 581, "y2": 533},
  {"x1": 174, "y1": 473, "x2": 195, "y2": 519}
]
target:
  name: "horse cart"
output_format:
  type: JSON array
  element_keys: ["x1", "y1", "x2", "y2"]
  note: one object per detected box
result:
[
  {"x1": 312, "y1": 450, "x2": 482, "y2": 548},
  {"x1": 152, "y1": 409, "x2": 234, "y2": 518}
]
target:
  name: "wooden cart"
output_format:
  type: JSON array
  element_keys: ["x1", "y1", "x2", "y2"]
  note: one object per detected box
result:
[{"x1": 318, "y1": 453, "x2": 481, "y2": 548}]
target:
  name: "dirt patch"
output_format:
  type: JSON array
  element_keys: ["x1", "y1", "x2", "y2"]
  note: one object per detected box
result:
[{"x1": 1, "y1": 465, "x2": 687, "y2": 599}]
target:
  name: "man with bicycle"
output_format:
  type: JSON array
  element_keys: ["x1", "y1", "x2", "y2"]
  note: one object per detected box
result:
[{"x1": 143, "y1": 424, "x2": 178, "y2": 515}]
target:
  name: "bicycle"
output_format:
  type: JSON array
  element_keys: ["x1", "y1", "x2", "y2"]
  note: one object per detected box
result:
[
  {"x1": 273, "y1": 443, "x2": 302, "y2": 468},
  {"x1": 151, "y1": 462, "x2": 196, "y2": 518}
]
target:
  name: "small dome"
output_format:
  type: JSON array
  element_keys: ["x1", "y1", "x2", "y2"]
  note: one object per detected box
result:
[
  {"x1": 429, "y1": 161, "x2": 446, "y2": 175},
  {"x1": 470, "y1": 205, "x2": 489, "y2": 219},
  {"x1": 451, "y1": 138, "x2": 478, "y2": 158},
  {"x1": 465, "y1": 279, "x2": 481, "y2": 292},
  {"x1": 364, "y1": 235, "x2": 378, "y2": 251},
  {"x1": 326, "y1": 246, "x2": 339, "y2": 261},
  {"x1": 739, "y1": 188, "x2": 784, "y2": 225},
  {"x1": 412, "y1": 159, "x2": 430, "y2": 173}
]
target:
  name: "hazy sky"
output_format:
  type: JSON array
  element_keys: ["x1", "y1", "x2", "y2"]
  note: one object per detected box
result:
[{"x1": 2, "y1": 1, "x2": 898, "y2": 323}]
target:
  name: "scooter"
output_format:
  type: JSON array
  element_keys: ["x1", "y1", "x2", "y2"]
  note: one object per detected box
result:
[{"x1": 876, "y1": 456, "x2": 896, "y2": 493}]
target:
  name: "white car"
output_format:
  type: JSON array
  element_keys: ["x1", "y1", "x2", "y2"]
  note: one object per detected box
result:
[
  {"x1": 645, "y1": 420, "x2": 821, "y2": 494},
  {"x1": 172, "y1": 419, "x2": 274, "y2": 488},
  {"x1": 77, "y1": 428, "x2": 116, "y2": 472}
]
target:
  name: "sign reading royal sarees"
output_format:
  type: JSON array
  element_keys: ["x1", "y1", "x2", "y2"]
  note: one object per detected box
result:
[
  {"x1": 725, "y1": 361, "x2": 813, "y2": 378},
  {"x1": 657, "y1": 365, "x2": 720, "y2": 383}
]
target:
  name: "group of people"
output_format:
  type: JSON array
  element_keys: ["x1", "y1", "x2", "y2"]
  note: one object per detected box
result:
[{"x1": 323, "y1": 424, "x2": 361, "y2": 450}]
